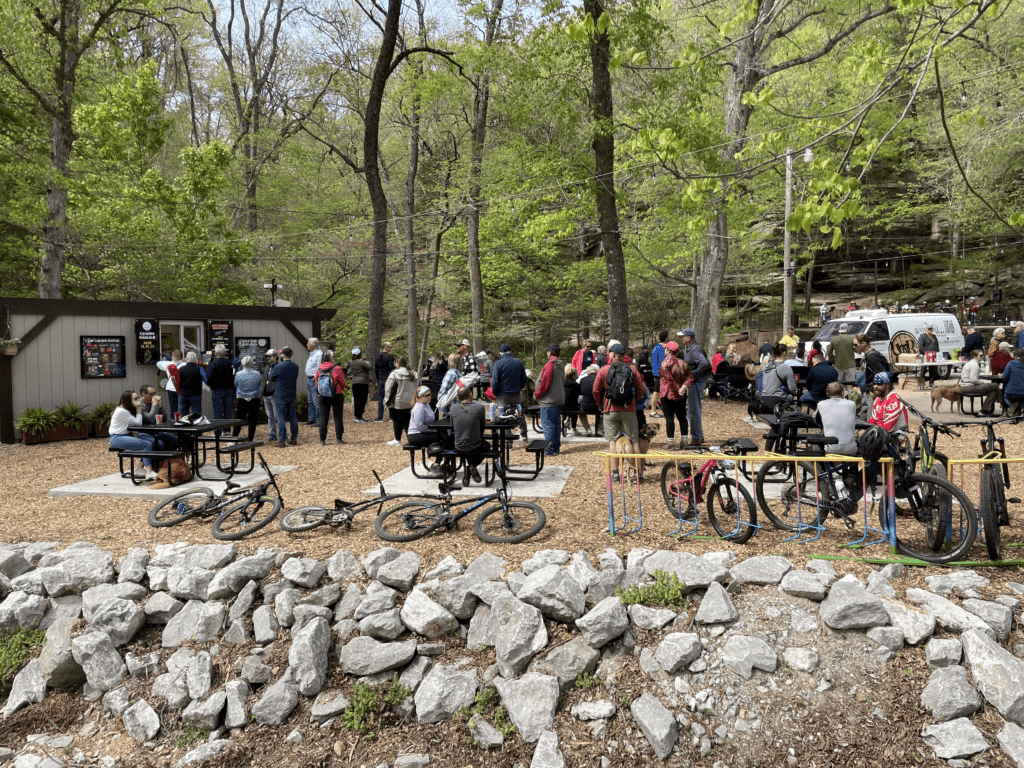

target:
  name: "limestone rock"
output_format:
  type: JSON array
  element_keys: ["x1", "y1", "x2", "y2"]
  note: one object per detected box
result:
[
  {"x1": 359, "y1": 608, "x2": 405, "y2": 641},
  {"x1": 224, "y1": 680, "x2": 250, "y2": 729},
  {"x1": 728, "y1": 556, "x2": 792, "y2": 585},
  {"x1": 926, "y1": 638, "x2": 962, "y2": 669},
  {"x1": 377, "y1": 552, "x2": 420, "y2": 592},
  {"x1": 522, "y1": 550, "x2": 570, "y2": 575},
  {"x1": 528, "y1": 636, "x2": 599, "y2": 692},
  {"x1": 493, "y1": 672, "x2": 558, "y2": 742},
  {"x1": 530, "y1": 730, "x2": 564, "y2": 768},
  {"x1": 642, "y1": 551, "x2": 728, "y2": 591},
  {"x1": 467, "y1": 605, "x2": 496, "y2": 651},
  {"x1": 37, "y1": 617, "x2": 85, "y2": 688},
  {"x1": 0, "y1": 591, "x2": 46, "y2": 633},
  {"x1": 174, "y1": 739, "x2": 232, "y2": 768},
  {"x1": 997, "y1": 722, "x2": 1024, "y2": 768},
  {"x1": 227, "y1": 581, "x2": 259, "y2": 623},
  {"x1": 81, "y1": 583, "x2": 147, "y2": 619},
  {"x1": 2, "y1": 660, "x2": 45, "y2": 719},
  {"x1": 721, "y1": 635, "x2": 778, "y2": 680},
  {"x1": 400, "y1": 591, "x2": 458, "y2": 638},
  {"x1": 183, "y1": 691, "x2": 227, "y2": 730},
  {"x1": 921, "y1": 666, "x2": 982, "y2": 721},
  {"x1": 961, "y1": 629, "x2": 1024, "y2": 724},
  {"x1": 281, "y1": 557, "x2": 326, "y2": 589},
  {"x1": 566, "y1": 551, "x2": 600, "y2": 591},
  {"x1": 252, "y1": 678, "x2": 299, "y2": 725},
  {"x1": 253, "y1": 605, "x2": 279, "y2": 644},
  {"x1": 880, "y1": 598, "x2": 936, "y2": 645},
  {"x1": 518, "y1": 565, "x2": 586, "y2": 622},
  {"x1": 327, "y1": 548, "x2": 364, "y2": 581},
  {"x1": 354, "y1": 582, "x2": 399, "y2": 621},
  {"x1": 654, "y1": 633, "x2": 701, "y2": 674},
  {"x1": 779, "y1": 571, "x2": 829, "y2": 601},
  {"x1": 289, "y1": 616, "x2": 332, "y2": 696},
  {"x1": 207, "y1": 551, "x2": 276, "y2": 599},
  {"x1": 161, "y1": 600, "x2": 225, "y2": 647},
  {"x1": 783, "y1": 647, "x2": 818, "y2": 673},
  {"x1": 70, "y1": 632, "x2": 125, "y2": 693},
  {"x1": 144, "y1": 592, "x2": 184, "y2": 624},
  {"x1": 38, "y1": 551, "x2": 115, "y2": 596},
  {"x1": 360, "y1": 547, "x2": 400, "y2": 578},
  {"x1": 166, "y1": 565, "x2": 214, "y2": 601},
  {"x1": 820, "y1": 580, "x2": 889, "y2": 629},
  {"x1": 463, "y1": 552, "x2": 506, "y2": 581},
  {"x1": 492, "y1": 595, "x2": 547, "y2": 678},
  {"x1": 630, "y1": 693, "x2": 678, "y2": 760},
  {"x1": 921, "y1": 718, "x2": 989, "y2": 759},
  {"x1": 338, "y1": 637, "x2": 417, "y2": 676},
  {"x1": 571, "y1": 700, "x2": 616, "y2": 720},
  {"x1": 86, "y1": 597, "x2": 145, "y2": 647},
  {"x1": 694, "y1": 581, "x2": 738, "y2": 624},
  {"x1": 117, "y1": 548, "x2": 150, "y2": 584},
  {"x1": 905, "y1": 589, "x2": 994, "y2": 638},
  {"x1": 123, "y1": 699, "x2": 161, "y2": 743},
  {"x1": 469, "y1": 714, "x2": 504, "y2": 750},
  {"x1": 575, "y1": 597, "x2": 628, "y2": 648},
  {"x1": 414, "y1": 664, "x2": 479, "y2": 724},
  {"x1": 963, "y1": 598, "x2": 1013, "y2": 640},
  {"x1": 628, "y1": 604, "x2": 677, "y2": 630}
]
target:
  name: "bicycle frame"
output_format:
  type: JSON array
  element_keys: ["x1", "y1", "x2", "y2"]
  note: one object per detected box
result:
[{"x1": 663, "y1": 456, "x2": 715, "y2": 537}]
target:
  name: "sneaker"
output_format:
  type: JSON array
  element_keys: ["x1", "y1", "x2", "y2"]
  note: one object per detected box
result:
[
  {"x1": 374, "y1": 419, "x2": 384, "y2": 423},
  {"x1": 427, "y1": 465, "x2": 444, "y2": 478},
  {"x1": 145, "y1": 470, "x2": 159, "y2": 481},
  {"x1": 354, "y1": 418, "x2": 366, "y2": 423},
  {"x1": 320, "y1": 440, "x2": 326, "y2": 446},
  {"x1": 463, "y1": 468, "x2": 471, "y2": 486},
  {"x1": 387, "y1": 439, "x2": 401, "y2": 446},
  {"x1": 573, "y1": 428, "x2": 583, "y2": 436},
  {"x1": 278, "y1": 442, "x2": 286, "y2": 448},
  {"x1": 288, "y1": 440, "x2": 298, "y2": 446},
  {"x1": 611, "y1": 470, "x2": 620, "y2": 483},
  {"x1": 665, "y1": 440, "x2": 674, "y2": 450},
  {"x1": 337, "y1": 438, "x2": 345, "y2": 444},
  {"x1": 470, "y1": 466, "x2": 482, "y2": 483},
  {"x1": 651, "y1": 412, "x2": 664, "y2": 419},
  {"x1": 585, "y1": 429, "x2": 593, "y2": 437},
  {"x1": 689, "y1": 438, "x2": 703, "y2": 447}
]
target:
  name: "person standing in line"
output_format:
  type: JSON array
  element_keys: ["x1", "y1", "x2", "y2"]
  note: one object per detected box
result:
[
  {"x1": 348, "y1": 348, "x2": 373, "y2": 423},
  {"x1": 260, "y1": 351, "x2": 279, "y2": 444},
  {"x1": 490, "y1": 343, "x2": 529, "y2": 440},
  {"x1": 650, "y1": 330, "x2": 668, "y2": 418},
  {"x1": 304, "y1": 338, "x2": 323, "y2": 426},
  {"x1": 658, "y1": 341, "x2": 691, "y2": 450},
  {"x1": 533, "y1": 343, "x2": 566, "y2": 457},
  {"x1": 1013, "y1": 322, "x2": 1024, "y2": 351},
  {"x1": 917, "y1": 324, "x2": 940, "y2": 388},
  {"x1": 208, "y1": 345, "x2": 235, "y2": 434},
  {"x1": 827, "y1": 323, "x2": 857, "y2": 390},
  {"x1": 176, "y1": 351, "x2": 206, "y2": 416},
  {"x1": 1002, "y1": 349, "x2": 1024, "y2": 415},
  {"x1": 578, "y1": 363, "x2": 602, "y2": 437},
  {"x1": 156, "y1": 349, "x2": 182, "y2": 415},
  {"x1": 375, "y1": 341, "x2": 395, "y2": 422},
  {"x1": 679, "y1": 328, "x2": 711, "y2": 445},
  {"x1": 315, "y1": 349, "x2": 347, "y2": 445},
  {"x1": 232, "y1": 356, "x2": 262, "y2": 442},
  {"x1": 383, "y1": 356, "x2": 417, "y2": 446},
  {"x1": 962, "y1": 326, "x2": 984, "y2": 358},
  {"x1": 571, "y1": 340, "x2": 594, "y2": 376},
  {"x1": 779, "y1": 327, "x2": 800, "y2": 353},
  {"x1": 436, "y1": 352, "x2": 464, "y2": 418},
  {"x1": 271, "y1": 347, "x2": 300, "y2": 446},
  {"x1": 593, "y1": 343, "x2": 647, "y2": 483},
  {"x1": 563, "y1": 364, "x2": 584, "y2": 436}
]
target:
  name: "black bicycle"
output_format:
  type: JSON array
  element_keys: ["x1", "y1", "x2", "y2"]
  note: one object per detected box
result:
[
  {"x1": 374, "y1": 461, "x2": 546, "y2": 545},
  {"x1": 148, "y1": 453, "x2": 283, "y2": 540},
  {"x1": 279, "y1": 470, "x2": 429, "y2": 533}
]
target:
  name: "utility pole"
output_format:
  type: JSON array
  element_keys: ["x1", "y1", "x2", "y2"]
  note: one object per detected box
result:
[{"x1": 782, "y1": 150, "x2": 793, "y2": 333}]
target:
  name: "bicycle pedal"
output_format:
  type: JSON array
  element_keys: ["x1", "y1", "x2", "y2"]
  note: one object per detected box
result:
[{"x1": 1008, "y1": 497, "x2": 1021, "y2": 504}]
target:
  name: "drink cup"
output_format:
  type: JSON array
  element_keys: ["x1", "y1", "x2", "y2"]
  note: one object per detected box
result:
[
  {"x1": 174, "y1": 411, "x2": 181, "y2": 421},
  {"x1": 156, "y1": 414, "x2": 163, "y2": 424}
]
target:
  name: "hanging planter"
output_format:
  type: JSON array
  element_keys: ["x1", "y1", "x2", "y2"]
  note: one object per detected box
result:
[{"x1": 1, "y1": 339, "x2": 21, "y2": 355}]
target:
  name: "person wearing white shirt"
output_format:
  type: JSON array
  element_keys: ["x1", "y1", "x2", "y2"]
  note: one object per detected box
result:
[
  {"x1": 815, "y1": 382, "x2": 858, "y2": 455},
  {"x1": 959, "y1": 349, "x2": 998, "y2": 415},
  {"x1": 304, "y1": 337, "x2": 323, "y2": 425},
  {"x1": 156, "y1": 349, "x2": 182, "y2": 414},
  {"x1": 108, "y1": 391, "x2": 158, "y2": 480}
]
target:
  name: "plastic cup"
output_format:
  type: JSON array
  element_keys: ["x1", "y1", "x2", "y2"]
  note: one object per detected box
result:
[
  {"x1": 156, "y1": 414, "x2": 163, "y2": 424},
  {"x1": 174, "y1": 411, "x2": 181, "y2": 421}
]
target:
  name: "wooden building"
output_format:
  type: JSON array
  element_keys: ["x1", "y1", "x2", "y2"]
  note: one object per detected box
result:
[{"x1": 0, "y1": 298, "x2": 336, "y2": 444}]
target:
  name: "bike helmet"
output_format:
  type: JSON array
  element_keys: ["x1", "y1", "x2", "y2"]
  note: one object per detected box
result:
[{"x1": 858, "y1": 424, "x2": 889, "y2": 462}]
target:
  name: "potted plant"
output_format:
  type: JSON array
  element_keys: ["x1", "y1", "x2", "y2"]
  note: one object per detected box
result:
[
  {"x1": 1, "y1": 338, "x2": 21, "y2": 355},
  {"x1": 14, "y1": 407, "x2": 57, "y2": 444},
  {"x1": 50, "y1": 401, "x2": 92, "y2": 441},
  {"x1": 90, "y1": 402, "x2": 117, "y2": 438}
]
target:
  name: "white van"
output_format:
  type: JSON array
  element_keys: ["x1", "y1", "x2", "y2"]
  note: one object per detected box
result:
[{"x1": 812, "y1": 310, "x2": 964, "y2": 376}]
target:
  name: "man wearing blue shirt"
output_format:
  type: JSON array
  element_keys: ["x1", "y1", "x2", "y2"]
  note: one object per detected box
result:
[
  {"x1": 304, "y1": 338, "x2": 322, "y2": 425},
  {"x1": 490, "y1": 343, "x2": 529, "y2": 440},
  {"x1": 1014, "y1": 322, "x2": 1024, "y2": 351},
  {"x1": 271, "y1": 347, "x2": 300, "y2": 446},
  {"x1": 650, "y1": 330, "x2": 668, "y2": 418}
]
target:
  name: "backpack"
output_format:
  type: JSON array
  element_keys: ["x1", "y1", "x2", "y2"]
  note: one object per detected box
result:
[
  {"x1": 604, "y1": 362, "x2": 635, "y2": 406},
  {"x1": 316, "y1": 365, "x2": 336, "y2": 397}
]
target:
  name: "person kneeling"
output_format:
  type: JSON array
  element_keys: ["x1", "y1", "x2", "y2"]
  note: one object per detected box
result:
[{"x1": 451, "y1": 386, "x2": 488, "y2": 485}]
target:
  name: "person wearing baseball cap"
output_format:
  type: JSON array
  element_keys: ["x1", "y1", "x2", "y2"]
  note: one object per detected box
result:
[
  {"x1": 534, "y1": 343, "x2": 566, "y2": 456},
  {"x1": 490, "y1": 342, "x2": 529, "y2": 439},
  {"x1": 349, "y1": 347, "x2": 373, "y2": 422},
  {"x1": 260, "y1": 350, "x2": 279, "y2": 444},
  {"x1": 678, "y1": 327, "x2": 710, "y2": 445},
  {"x1": 456, "y1": 337, "x2": 479, "y2": 378},
  {"x1": 270, "y1": 346, "x2": 300, "y2": 446},
  {"x1": 593, "y1": 342, "x2": 647, "y2": 482}
]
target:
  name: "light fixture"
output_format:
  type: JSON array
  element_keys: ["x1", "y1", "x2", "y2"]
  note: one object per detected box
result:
[
  {"x1": 803, "y1": 148, "x2": 814, "y2": 163},
  {"x1": 960, "y1": 81, "x2": 967, "y2": 106}
]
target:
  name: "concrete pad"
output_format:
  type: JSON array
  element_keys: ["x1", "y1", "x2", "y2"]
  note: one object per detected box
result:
[
  {"x1": 364, "y1": 465, "x2": 573, "y2": 499},
  {"x1": 49, "y1": 466, "x2": 296, "y2": 500}
]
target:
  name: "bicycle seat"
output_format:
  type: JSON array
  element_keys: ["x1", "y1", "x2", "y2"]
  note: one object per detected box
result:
[
  {"x1": 724, "y1": 437, "x2": 758, "y2": 453},
  {"x1": 804, "y1": 435, "x2": 839, "y2": 447},
  {"x1": 438, "y1": 482, "x2": 462, "y2": 494},
  {"x1": 225, "y1": 481, "x2": 240, "y2": 491}
]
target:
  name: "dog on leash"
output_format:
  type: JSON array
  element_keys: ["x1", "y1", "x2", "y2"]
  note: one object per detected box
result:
[
  {"x1": 612, "y1": 422, "x2": 660, "y2": 479},
  {"x1": 930, "y1": 383, "x2": 962, "y2": 413}
]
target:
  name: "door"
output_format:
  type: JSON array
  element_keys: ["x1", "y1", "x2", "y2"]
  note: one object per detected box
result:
[{"x1": 160, "y1": 323, "x2": 204, "y2": 359}]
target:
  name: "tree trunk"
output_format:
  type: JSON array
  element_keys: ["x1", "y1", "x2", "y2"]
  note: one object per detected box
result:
[
  {"x1": 405, "y1": 69, "x2": 421, "y2": 375},
  {"x1": 584, "y1": 0, "x2": 628, "y2": 344},
  {"x1": 418, "y1": 229, "x2": 444, "y2": 384},
  {"x1": 42, "y1": 110, "x2": 73, "y2": 298},
  {"x1": 364, "y1": 0, "x2": 403, "y2": 364}
]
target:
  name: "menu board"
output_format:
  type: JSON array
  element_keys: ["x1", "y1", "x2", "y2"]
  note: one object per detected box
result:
[
  {"x1": 208, "y1": 320, "x2": 232, "y2": 353},
  {"x1": 236, "y1": 337, "x2": 273, "y2": 370},
  {"x1": 135, "y1": 319, "x2": 159, "y2": 365},
  {"x1": 81, "y1": 336, "x2": 126, "y2": 379}
]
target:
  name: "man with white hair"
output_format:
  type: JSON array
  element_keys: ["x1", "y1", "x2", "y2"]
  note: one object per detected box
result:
[
  {"x1": 305, "y1": 338, "x2": 323, "y2": 425},
  {"x1": 177, "y1": 350, "x2": 206, "y2": 416},
  {"x1": 1015, "y1": 322, "x2": 1024, "y2": 351}
]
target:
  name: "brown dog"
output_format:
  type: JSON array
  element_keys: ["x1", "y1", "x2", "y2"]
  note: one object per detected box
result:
[
  {"x1": 930, "y1": 383, "x2": 962, "y2": 413},
  {"x1": 612, "y1": 422, "x2": 660, "y2": 478}
]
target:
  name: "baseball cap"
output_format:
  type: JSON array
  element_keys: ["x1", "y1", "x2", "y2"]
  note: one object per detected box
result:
[
  {"x1": 457, "y1": 338, "x2": 470, "y2": 347},
  {"x1": 664, "y1": 341, "x2": 679, "y2": 352},
  {"x1": 682, "y1": 327, "x2": 696, "y2": 338},
  {"x1": 280, "y1": 346, "x2": 293, "y2": 357},
  {"x1": 546, "y1": 343, "x2": 561, "y2": 354},
  {"x1": 499, "y1": 343, "x2": 512, "y2": 353},
  {"x1": 838, "y1": 323, "x2": 849, "y2": 333},
  {"x1": 1000, "y1": 341, "x2": 1012, "y2": 350},
  {"x1": 609, "y1": 343, "x2": 625, "y2": 355},
  {"x1": 351, "y1": 347, "x2": 362, "y2": 355}
]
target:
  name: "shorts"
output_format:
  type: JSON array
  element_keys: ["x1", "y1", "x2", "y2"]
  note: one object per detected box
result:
[
  {"x1": 838, "y1": 367, "x2": 857, "y2": 385},
  {"x1": 643, "y1": 374, "x2": 656, "y2": 389},
  {"x1": 603, "y1": 410, "x2": 639, "y2": 442}
]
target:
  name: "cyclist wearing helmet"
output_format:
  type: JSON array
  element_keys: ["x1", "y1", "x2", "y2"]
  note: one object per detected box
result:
[{"x1": 868, "y1": 372, "x2": 908, "y2": 434}]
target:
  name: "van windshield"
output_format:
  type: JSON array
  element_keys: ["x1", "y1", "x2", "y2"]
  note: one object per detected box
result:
[{"x1": 813, "y1": 321, "x2": 867, "y2": 341}]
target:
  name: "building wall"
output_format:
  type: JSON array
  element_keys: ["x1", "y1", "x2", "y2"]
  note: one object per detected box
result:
[{"x1": 8, "y1": 313, "x2": 314, "y2": 429}]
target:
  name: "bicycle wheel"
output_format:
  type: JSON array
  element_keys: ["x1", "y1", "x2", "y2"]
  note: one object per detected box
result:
[
  {"x1": 211, "y1": 494, "x2": 282, "y2": 540},
  {"x1": 878, "y1": 473, "x2": 976, "y2": 564},
  {"x1": 754, "y1": 460, "x2": 825, "y2": 532},
  {"x1": 375, "y1": 500, "x2": 441, "y2": 542},
  {"x1": 660, "y1": 461, "x2": 697, "y2": 520},
  {"x1": 280, "y1": 505, "x2": 333, "y2": 532},
  {"x1": 148, "y1": 488, "x2": 213, "y2": 527},
  {"x1": 474, "y1": 501, "x2": 546, "y2": 544},
  {"x1": 707, "y1": 478, "x2": 757, "y2": 543},
  {"x1": 979, "y1": 465, "x2": 1002, "y2": 561}
]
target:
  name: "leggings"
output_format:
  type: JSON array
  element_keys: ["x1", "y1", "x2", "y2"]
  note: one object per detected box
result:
[
  {"x1": 233, "y1": 398, "x2": 261, "y2": 442},
  {"x1": 661, "y1": 398, "x2": 688, "y2": 440},
  {"x1": 389, "y1": 408, "x2": 412, "y2": 442}
]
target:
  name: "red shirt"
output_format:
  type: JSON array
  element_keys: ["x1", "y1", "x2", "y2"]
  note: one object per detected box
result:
[
  {"x1": 869, "y1": 391, "x2": 908, "y2": 433},
  {"x1": 314, "y1": 361, "x2": 347, "y2": 395},
  {"x1": 593, "y1": 362, "x2": 647, "y2": 413}
]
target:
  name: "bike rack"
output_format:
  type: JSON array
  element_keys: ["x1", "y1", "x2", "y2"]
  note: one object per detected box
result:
[
  {"x1": 658, "y1": 454, "x2": 699, "y2": 538},
  {"x1": 597, "y1": 452, "x2": 643, "y2": 536},
  {"x1": 946, "y1": 455, "x2": 1024, "y2": 556}
]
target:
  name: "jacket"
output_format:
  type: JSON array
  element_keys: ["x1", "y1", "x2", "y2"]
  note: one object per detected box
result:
[
  {"x1": 490, "y1": 353, "x2": 527, "y2": 397},
  {"x1": 534, "y1": 357, "x2": 566, "y2": 407},
  {"x1": 315, "y1": 361, "x2": 347, "y2": 396},
  {"x1": 208, "y1": 357, "x2": 235, "y2": 390},
  {"x1": 177, "y1": 362, "x2": 205, "y2": 396},
  {"x1": 348, "y1": 358, "x2": 372, "y2": 385},
  {"x1": 384, "y1": 367, "x2": 417, "y2": 410},
  {"x1": 683, "y1": 342, "x2": 711, "y2": 383}
]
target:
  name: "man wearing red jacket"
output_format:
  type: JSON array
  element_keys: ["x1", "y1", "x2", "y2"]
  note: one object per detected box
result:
[
  {"x1": 593, "y1": 344, "x2": 647, "y2": 483},
  {"x1": 534, "y1": 343, "x2": 566, "y2": 457}
]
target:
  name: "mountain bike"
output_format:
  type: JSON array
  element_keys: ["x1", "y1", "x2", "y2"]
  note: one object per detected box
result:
[
  {"x1": 148, "y1": 453, "x2": 283, "y2": 540},
  {"x1": 904, "y1": 402, "x2": 958, "y2": 479},
  {"x1": 659, "y1": 438, "x2": 758, "y2": 543},
  {"x1": 373, "y1": 460, "x2": 546, "y2": 545},
  {"x1": 279, "y1": 470, "x2": 431, "y2": 533}
]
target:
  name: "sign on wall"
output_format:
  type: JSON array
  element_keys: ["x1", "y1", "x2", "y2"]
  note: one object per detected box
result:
[
  {"x1": 135, "y1": 319, "x2": 159, "y2": 365},
  {"x1": 81, "y1": 336, "x2": 126, "y2": 379},
  {"x1": 208, "y1": 321, "x2": 233, "y2": 353},
  {"x1": 235, "y1": 337, "x2": 273, "y2": 371}
]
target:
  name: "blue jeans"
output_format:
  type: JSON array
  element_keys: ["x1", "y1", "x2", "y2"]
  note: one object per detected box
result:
[
  {"x1": 180, "y1": 393, "x2": 203, "y2": 416},
  {"x1": 275, "y1": 394, "x2": 298, "y2": 442},
  {"x1": 686, "y1": 384, "x2": 704, "y2": 441},
  {"x1": 305, "y1": 378, "x2": 319, "y2": 422},
  {"x1": 263, "y1": 396, "x2": 278, "y2": 442},
  {"x1": 167, "y1": 391, "x2": 178, "y2": 416},
  {"x1": 109, "y1": 433, "x2": 156, "y2": 468},
  {"x1": 212, "y1": 389, "x2": 234, "y2": 433},
  {"x1": 540, "y1": 405, "x2": 562, "y2": 455},
  {"x1": 377, "y1": 383, "x2": 387, "y2": 420}
]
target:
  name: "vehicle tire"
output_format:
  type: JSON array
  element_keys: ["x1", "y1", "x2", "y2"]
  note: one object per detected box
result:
[
  {"x1": 375, "y1": 500, "x2": 441, "y2": 542},
  {"x1": 661, "y1": 460, "x2": 697, "y2": 521},
  {"x1": 211, "y1": 494, "x2": 282, "y2": 540},
  {"x1": 707, "y1": 478, "x2": 757, "y2": 544},
  {"x1": 754, "y1": 460, "x2": 825, "y2": 532},
  {"x1": 878, "y1": 473, "x2": 976, "y2": 564},
  {"x1": 474, "y1": 501, "x2": 546, "y2": 544},
  {"x1": 148, "y1": 488, "x2": 213, "y2": 527},
  {"x1": 280, "y1": 506, "x2": 333, "y2": 533},
  {"x1": 979, "y1": 465, "x2": 1003, "y2": 561}
]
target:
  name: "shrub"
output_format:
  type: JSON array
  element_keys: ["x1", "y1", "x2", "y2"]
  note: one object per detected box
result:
[
  {"x1": 14, "y1": 407, "x2": 57, "y2": 438},
  {"x1": 53, "y1": 401, "x2": 90, "y2": 430},
  {"x1": 616, "y1": 570, "x2": 689, "y2": 610},
  {"x1": 0, "y1": 628, "x2": 47, "y2": 686}
]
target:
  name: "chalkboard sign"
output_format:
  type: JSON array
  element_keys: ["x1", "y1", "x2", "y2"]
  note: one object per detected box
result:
[
  {"x1": 81, "y1": 336, "x2": 126, "y2": 379},
  {"x1": 135, "y1": 319, "x2": 159, "y2": 365},
  {"x1": 236, "y1": 337, "x2": 273, "y2": 371},
  {"x1": 208, "y1": 320, "x2": 232, "y2": 353}
]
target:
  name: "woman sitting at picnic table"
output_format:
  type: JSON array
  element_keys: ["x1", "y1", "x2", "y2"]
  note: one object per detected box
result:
[
  {"x1": 109, "y1": 390, "x2": 158, "y2": 481},
  {"x1": 407, "y1": 385, "x2": 444, "y2": 477},
  {"x1": 451, "y1": 386, "x2": 487, "y2": 486}
]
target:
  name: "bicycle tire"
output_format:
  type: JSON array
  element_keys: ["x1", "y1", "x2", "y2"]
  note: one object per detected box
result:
[
  {"x1": 660, "y1": 461, "x2": 697, "y2": 521},
  {"x1": 707, "y1": 478, "x2": 757, "y2": 544},
  {"x1": 754, "y1": 460, "x2": 825, "y2": 532},
  {"x1": 877, "y1": 473, "x2": 977, "y2": 564},
  {"x1": 280, "y1": 505, "x2": 334, "y2": 532},
  {"x1": 375, "y1": 500, "x2": 441, "y2": 543},
  {"x1": 211, "y1": 494, "x2": 282, "y2": 540},
  {"x1": 979, "y1": 465, "x2": 1002, "y2": 561},
  {"x1": 474, "y1": 501, "x2": 546, "y2": 544},
  {"x1": 148, "y1": 488, "x2": 214, "y2": 527}
]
